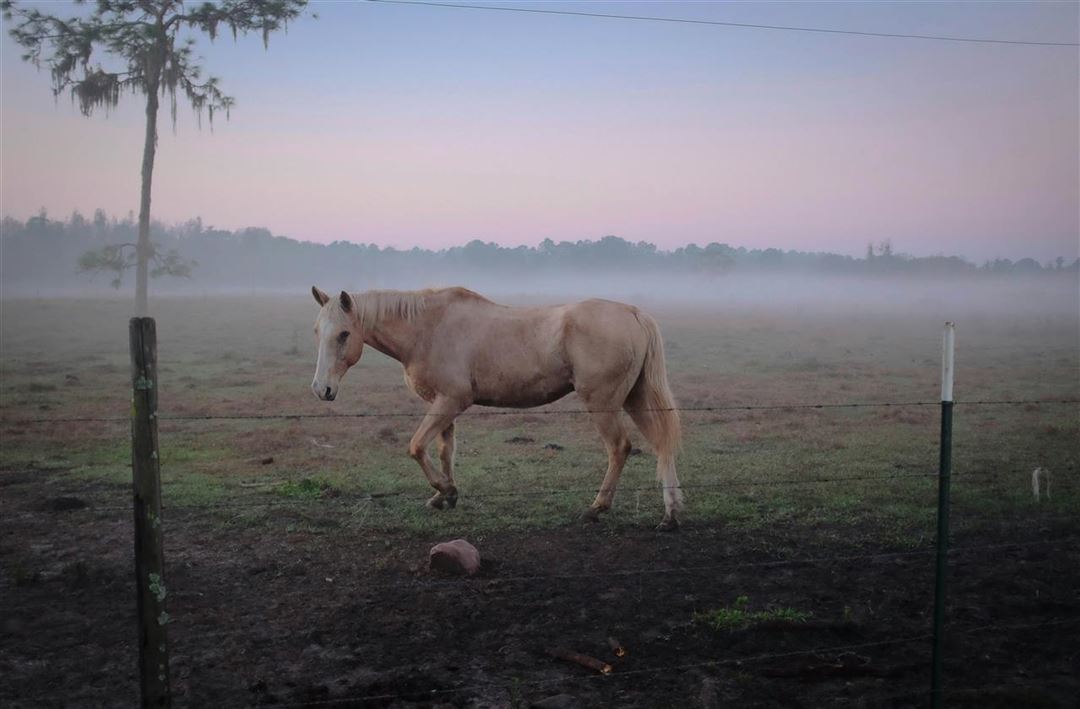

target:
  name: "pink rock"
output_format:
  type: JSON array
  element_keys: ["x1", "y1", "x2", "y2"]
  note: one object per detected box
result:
[{"x1": 429, "y1": 539, "x2": 481, "y2": 576}]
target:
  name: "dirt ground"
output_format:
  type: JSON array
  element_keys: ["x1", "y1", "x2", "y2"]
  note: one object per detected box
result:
[{"x1": 2, "y1": 467, "x2": 1077, "y2": 709}]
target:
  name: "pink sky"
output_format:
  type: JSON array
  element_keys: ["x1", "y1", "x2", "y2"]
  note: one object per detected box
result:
[{"x1": 2, "y1": 1, "x2": 1077, "y2": 261}]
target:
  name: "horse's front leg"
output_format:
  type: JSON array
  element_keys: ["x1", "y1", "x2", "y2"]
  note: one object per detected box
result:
[{"x1": 408, "y1": 397, "x2": 463, "y2": 510}]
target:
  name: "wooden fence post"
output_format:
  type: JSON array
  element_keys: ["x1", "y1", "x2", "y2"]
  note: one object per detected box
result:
[
  {"x1": 930, "y1": 321, "x2": 955, "y2": 708},
  {"x1": 130, "y1": 317, "x2": 171, "y2": 708}
]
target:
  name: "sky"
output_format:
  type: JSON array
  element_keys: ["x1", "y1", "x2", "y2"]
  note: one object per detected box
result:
[{"x1": 1, "y1": 1, "x2": 1078, "y2": 261}]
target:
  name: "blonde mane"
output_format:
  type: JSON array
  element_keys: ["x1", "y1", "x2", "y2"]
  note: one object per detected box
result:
[{"x1": 352, "y1": 289, "x2": 431, "y2": 329}]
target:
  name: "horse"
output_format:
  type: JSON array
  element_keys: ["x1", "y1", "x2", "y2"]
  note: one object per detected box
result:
[{"x1": 310, "y1": 286, "x2": 684, "y2": 530}]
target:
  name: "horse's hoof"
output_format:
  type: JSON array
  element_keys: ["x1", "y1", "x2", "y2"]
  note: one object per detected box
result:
[
  {"x1": 426, "y1": 489, "x2": 458, "y2": 510},
  {"x1": 580, "y1": 507, "x2": 602, "y2": 523},
  {"x1": 655, "y1": 517, "x2": 680, "y2": 532}
]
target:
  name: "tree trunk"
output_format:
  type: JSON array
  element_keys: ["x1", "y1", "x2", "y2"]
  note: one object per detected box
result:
[{"x1": 136, "y1": 52, "x2": 163, "y2": 316}]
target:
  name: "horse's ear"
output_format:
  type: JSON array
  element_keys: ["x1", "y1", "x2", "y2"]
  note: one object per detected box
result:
[
  {"x1": 339, "y1": 290, "x2": 353, "y2": 313},
  {"x1": 312, "y1": 286, "x2": 330, "y2": 306}
]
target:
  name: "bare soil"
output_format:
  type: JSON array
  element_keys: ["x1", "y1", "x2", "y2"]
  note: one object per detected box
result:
[{"x1": 2, "y1": 468, "x2": 1077, "y2": 708}]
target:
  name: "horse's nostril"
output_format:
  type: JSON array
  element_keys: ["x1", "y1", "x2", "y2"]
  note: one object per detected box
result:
[{"x1": 325, "y1": 387, "x2": 333, "y2": 400}]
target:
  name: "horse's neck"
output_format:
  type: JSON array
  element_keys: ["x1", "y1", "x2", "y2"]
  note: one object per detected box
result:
[
  {"x1": 359, "y1": 289, "x2": 455, "y2": 365},
  {"x1": 363, "y1": 315, "x2": 419, "y2": 364}
]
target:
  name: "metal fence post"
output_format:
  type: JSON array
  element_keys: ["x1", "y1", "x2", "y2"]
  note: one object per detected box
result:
[
  {"x1": 130, "y1": 317, "x2": 172, "y2": 708},
  {"x1": 931, "y1": 321, "x2": 955, "y2": 708}
]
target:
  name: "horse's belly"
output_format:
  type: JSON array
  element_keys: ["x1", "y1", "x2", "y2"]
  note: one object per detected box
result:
[{"x1": 473, "y1": 373, "x2": 573, "y2": 408}]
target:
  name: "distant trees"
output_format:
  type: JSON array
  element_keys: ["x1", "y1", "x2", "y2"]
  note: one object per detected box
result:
[
  {"x1": 3, "y1": 0, "x2": 308, "y2": 314},
  {"x1": 1, "y1": 210, "x2": 1076, "y2": 295}
]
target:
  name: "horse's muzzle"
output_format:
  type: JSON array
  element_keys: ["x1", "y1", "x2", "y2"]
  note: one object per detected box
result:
[{"x1": 312, "y1": 380, "x2": 337, "y2": 401}]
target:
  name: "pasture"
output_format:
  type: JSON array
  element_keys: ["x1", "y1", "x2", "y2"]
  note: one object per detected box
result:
[{"x1": 1, "y1": 288, "x2": 1078, "y2": 707}]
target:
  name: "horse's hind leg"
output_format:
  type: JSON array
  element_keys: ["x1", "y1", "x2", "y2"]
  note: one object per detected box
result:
[
  {"x1": 435, "y1": 423, "x2": 457, "y2": 508},
  {"x1": 626, "y1": 407, "x2": 682, "y2": 532},
  {"x1": 582, "y1": 410, "x2": 632, "y2": 522}
]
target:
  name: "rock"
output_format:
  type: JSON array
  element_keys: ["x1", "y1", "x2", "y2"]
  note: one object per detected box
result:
[
  {"x1": 260, "y1": 456, "x2": 274, "y2": 465},
  {"x1": 543, "y1": 442, "x2": 564, "y2": 451},
  {"x1": 629, "y1": 447, "x2": 643, "y2": 456},
  {"x1": 531, "y1": 694, "x2": 579, "y2": 709},
  {"x1": 505, "y1": 436, "x2": 535, "y2": 444},
  {"x1": 429, "y1": 539, "x2": 481, "y2": 576}
]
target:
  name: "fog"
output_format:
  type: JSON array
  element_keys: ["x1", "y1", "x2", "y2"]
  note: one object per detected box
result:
[
  {"x1": 2, "y1": 265, "x2": 1078, "y2": 325},
  {"x1": 451, "y1": 271, "x2": 1078, "y2": 319},
  {"x1": 1, "y1": 211, "x2": 1077, "y2": 324}
]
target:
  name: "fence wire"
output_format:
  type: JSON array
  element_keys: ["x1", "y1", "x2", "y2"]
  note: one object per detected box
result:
[
  {"x1": 5, "y1": 537, "x2": 1073, "y2": 624},
  {"x1": 2, "y1": 392, "x2": 1076, "y2": 705},
  {"x1": 175, "y1": 537, "x2": 1080, "y2": 597},
  {"x1": 10, "y1": 540, "x2": 1075, "y2": 656},
  {"x1": 1, "y1": 397, "x2": 1076, "y2": 426},
  {"x1": 29, "y1": 616, "x2": 1078, "y2": 708},
  {"x1": 260, "y1": 616, "x2": 1080, "y2": 709},
  {"x1": 2, "y1": 467, "x2": 1057, "y2": 518}
]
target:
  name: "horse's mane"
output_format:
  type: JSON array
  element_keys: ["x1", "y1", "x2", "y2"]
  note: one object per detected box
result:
[
  {"x1": 351, "y1": 289, "x2": 430, "y2": 329},
  {"x1": 352, "y1": 287, "x2": 490, "y2": 329}
]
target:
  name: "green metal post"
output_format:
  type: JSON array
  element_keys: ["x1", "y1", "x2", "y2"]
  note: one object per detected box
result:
[{"x1": 931, "y1": 322, "x2": 955, "y2": 708}]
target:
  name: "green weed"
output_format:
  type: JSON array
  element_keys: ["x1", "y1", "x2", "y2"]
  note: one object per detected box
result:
[
  {"x1": 276, "y1": 477, "x2": 335, "y2": 500},
  {"x1": 694, "y1": 595, "x2": 811, "y2": 631}
]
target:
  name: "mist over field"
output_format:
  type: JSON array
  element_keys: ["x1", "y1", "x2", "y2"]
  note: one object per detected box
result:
[{"x1": 1, "y1": 211, "x2": 1077, "y2": 324}]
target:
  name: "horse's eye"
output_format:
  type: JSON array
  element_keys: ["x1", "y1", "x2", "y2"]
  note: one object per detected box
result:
[{"x1": 338, "y1": 331, "x2": 350, "y2": 344}]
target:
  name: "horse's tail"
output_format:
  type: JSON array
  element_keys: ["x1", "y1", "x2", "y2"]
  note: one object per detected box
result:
[{"x1": 626, "y1": 312, "x2": 683, "y2": 511}]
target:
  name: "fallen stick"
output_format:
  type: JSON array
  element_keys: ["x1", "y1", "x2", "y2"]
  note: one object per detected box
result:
[
  {"x1": 546, "y1": 648, "x2": 613, "y2": 675},
  {"x1": 607, "y1": 637, "x2": 626, "y2": 658}
]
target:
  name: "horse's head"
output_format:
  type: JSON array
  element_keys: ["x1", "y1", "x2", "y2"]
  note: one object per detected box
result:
[{"x1": 310, "y1": 286, "x2": 364, "y2": 401}]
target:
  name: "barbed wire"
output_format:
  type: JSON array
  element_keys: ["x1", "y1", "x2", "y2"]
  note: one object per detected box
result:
[
  {"x1": 264, "y1": 616, "x2": 1080, "y2": 708},
  {"x1": 6, "y1": 537, "x2": 1072, "y2": 623},
  {"x1": 22, "y1": 615, "x2": 1078, "y2": 707},
  {"x1": 270, "y1": 638, "x2": 936, "y2": 708},
  {"x1": 82, "y1": 539, "x2": 1073, "y2": 651},
  {"x1": 157, "y1": 538, "x2": 1076, "y2": 611},
  {"x1": 3, "y1": 375, "x2": 1074, "y2": 704},
  {"x1": 3, "y1": 466, "x2": 1073, "y2": 523},
  {"x1": 1, "y1": 397, "x2": 1076, "y2": 426},
  {"x1": 4, "y1": 467, "x2": 1053, "y2": 517}
]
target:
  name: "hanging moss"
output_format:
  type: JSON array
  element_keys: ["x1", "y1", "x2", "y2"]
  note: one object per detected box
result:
[{"x1": 5, "y1": 0, "x2": 307, "y2": 128}]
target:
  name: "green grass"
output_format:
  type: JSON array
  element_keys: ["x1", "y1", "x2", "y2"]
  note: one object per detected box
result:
[
  {"x1": 275, "y1": 476, "x2": 334, "y2": 500},
  {"x1": 694, "y1": 596, "x2": 812, "y2": 631},
  {"x1": 1, "y1": 295, "x2": 1077, "y2": 540}
]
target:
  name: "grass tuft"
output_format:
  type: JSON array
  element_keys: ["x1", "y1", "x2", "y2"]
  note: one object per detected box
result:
[
  {"x1": 276, "y1": 477, "x2": 335, "y2": 500},
  {"x1": 694, "y1": 595, "x2": 811, "y2": 631}
]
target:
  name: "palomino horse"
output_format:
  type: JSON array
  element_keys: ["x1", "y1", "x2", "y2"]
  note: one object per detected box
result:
[{"x1": 310, "y1": 286, "x2": 684, "y2": 530}]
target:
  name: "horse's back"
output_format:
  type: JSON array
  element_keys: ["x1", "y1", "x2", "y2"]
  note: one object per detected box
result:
[
  {"x1": 427, "y1": 296, "x2": 646, "y2": 408},
  {"x1": 434, "y1": 297, "x2": 574, "y2": 407}
]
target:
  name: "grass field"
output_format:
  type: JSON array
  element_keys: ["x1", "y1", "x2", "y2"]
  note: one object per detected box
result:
[
  {"x1": 2, "y1": 291, "x2": 1076, "y2": 535},
  {"x1": 0, "y1": 291, "x2": 1075, "y2": 533},
  {"x1": 1, "y1": 288, "x2": 1078, "y2": 707}
]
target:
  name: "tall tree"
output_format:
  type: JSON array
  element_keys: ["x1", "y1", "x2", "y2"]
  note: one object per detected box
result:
[{"x1": 3, "y1": 0, "x2": 308, "y2": 314}]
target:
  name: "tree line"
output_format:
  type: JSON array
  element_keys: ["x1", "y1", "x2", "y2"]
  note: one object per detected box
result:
[{"x1": 1, "y1": 209, "x2": 1076, "y2": 295}]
